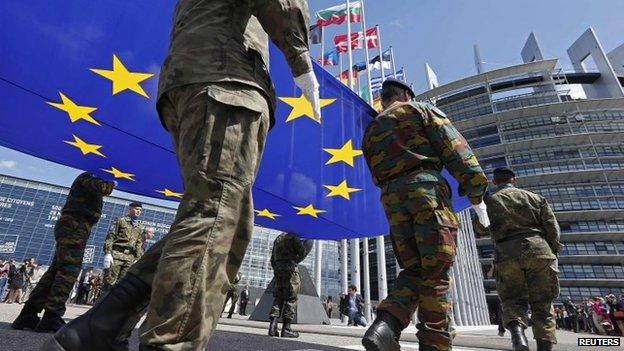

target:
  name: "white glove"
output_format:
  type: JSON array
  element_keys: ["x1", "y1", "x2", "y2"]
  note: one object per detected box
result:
[
  {"x1": 293, "y1": 70, "x2": 321, "y2": 123},
  {"x1": 472, "y1": 201, "x2": 491, "y2": 228},
  {"x1": 103, "y1": 253, "x2": 113, "y2": 269}
]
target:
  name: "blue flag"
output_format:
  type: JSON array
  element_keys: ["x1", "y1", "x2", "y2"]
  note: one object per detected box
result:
[{"x1": 0, "y1": 2, "x2": 469, "y2": 239}]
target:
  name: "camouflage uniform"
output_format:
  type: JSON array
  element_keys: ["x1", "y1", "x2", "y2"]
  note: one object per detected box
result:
[
  {"x1": 269, "y1": 233, "x2": 312, "y2": 321},
  {"x1": 22, "y1": 172, "x2": 114, "y2": 316},
  {"x1": 223, "y1": 274, "x2": 241, "y2": 317},
  {"x1": 486, "y1": 183, "x2": 562, "y2": 344},
  {"x1": 362, "y1": 102, "x2": 487, "y2": 350},
  {"x1": 125, "y1": 1, "x2": 312, "y2": 349},
  {"x1": 103, "y1": 215, "x2": 143, "y2": 290}
]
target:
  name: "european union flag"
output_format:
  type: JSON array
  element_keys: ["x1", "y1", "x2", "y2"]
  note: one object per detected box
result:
[{"x1": 0, "y1": 2, "x2": 469, "y2": 239}]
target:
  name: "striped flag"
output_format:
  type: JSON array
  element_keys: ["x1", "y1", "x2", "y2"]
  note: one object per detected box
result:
[
  {"x1": 334, "y1": 27, "x2": 378, "y2": 53},
  {"x1": 318, "y1": 49, "x2": 339, "y2": 66},
  {"x1": 309, "y1": 24, "x2": 322, "y2": 45},
  {"x1": 317, "y1": 2, "x2": 362, "y2": 27}
]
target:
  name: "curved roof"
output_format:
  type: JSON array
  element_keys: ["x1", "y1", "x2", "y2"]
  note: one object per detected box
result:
[{"x1": 414, "y1": 59, "x2": 558, "y2": 101}]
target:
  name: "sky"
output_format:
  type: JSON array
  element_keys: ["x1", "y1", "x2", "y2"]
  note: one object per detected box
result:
[{"x1": 1, "y1": 0, "x2": 623, "y2": 205}]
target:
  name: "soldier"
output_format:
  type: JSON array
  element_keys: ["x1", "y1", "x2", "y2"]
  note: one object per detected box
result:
[
  {"x1": 11, "y1": 172, "x2": 114, "y2": 333},
  {"x1": 268, "y1": 232, "x2": 313, "y2": 338},
  {"x1": 360, "y1": 78, "x2": 489, "y2": 351},
  {"x1": 44, "y1": 1, "x2": 320, "y2": 350},
  {"x1": 486, "y1": 167, "x2": 561, "y2": 351},
  {"x1": 222, "y1": 273, "x2": 241, "y2": 319},
  {"x1": 102, "y1": 202, "x2": 143, "y2": 291}
]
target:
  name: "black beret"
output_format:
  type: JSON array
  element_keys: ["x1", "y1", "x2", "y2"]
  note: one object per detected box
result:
[
  {"x1": 493, "y1": 167, "x2": 516, "y2": 178},
  {"x1": 382, "y1": 78, "x2": 415, "y2": 98},
  {"x1": 129, "y1": 201, "x2": 143, "y2": 208}
]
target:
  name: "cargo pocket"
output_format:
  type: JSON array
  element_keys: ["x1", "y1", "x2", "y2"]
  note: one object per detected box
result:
[
  {"x1": 434, "y1": 209, "x2": 459, "y2": 264},
  {"x1": 547, "y1": 259, "x2": 560, "y2": 299}
]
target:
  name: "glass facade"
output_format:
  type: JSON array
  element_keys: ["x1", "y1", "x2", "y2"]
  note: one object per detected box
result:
[
  {"x1": 0, "y1": 174, "x2": 342, "y2": 297},
  {"x1": 427, "y1": 64, "x2": 624, "y2": 305}
]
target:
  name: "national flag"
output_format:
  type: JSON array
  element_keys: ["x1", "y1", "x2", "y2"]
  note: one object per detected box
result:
[
  {"x1": 317, "y1": 1, "x2": 362, "y2": 27},
  {"x1": 370, "y1": 69, "x2": 405, "y2": 92},
  {"x1": 309, "y1": 24, "x2": 322, "y2": 45},
  {"x1": 352, "y1": 61, "x2": 367, "y2": 72},
  {"x1": 334, "y1": 27, "x2": 378, "y2": 53},
  {"x1": 338, "y1": 69, "x2": 358, "y2": 86},
  {"x1": 369, "y1": 48, "x2": 391, "y2": 70},
  {"x1": 318, "y1": 49, "x2": 339, "y2": 66}
]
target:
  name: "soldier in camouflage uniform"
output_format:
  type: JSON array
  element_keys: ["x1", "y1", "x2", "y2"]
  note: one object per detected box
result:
[
  {"x1": 11, "y1": 172, "x2": 114, "y2": 333},
  {"x1": 268, "y1": 232, "x2": 313, "y2": 338},
  {"x1": 361, "y1": 79, "x2": 489, "y2": 351},
  {"x1": 102, "y1": 202, "x2": 144, "y2": 292},
  {"x1": 222, "y1": 273, "x2": 241, "y2": 319},
  {"x1": 45, "y1": 1, "x2": 320, "y2": 350},
  {"x1": 486, "y1": 167, "x2": 561, "y2": 351}
]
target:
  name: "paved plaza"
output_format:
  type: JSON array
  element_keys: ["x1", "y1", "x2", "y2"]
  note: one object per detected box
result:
[{"x1": 1, "y1": 303, "x2": 621, "y2": 350}]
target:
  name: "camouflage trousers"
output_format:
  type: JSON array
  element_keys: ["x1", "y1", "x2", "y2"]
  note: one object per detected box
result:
[
  {"x1": 269, "y1": 265, "x2": 300, "y2": 321},
  {"x1": 127, "y1": 83, "x2": 269, "y2": 351},
  {"x1": 23, "y1": 215, "x2": 91, "y2": 316},
  {"x1": 222, "y1": 288, "x2": 238, "y2": 316},
  {"x1": 102, "y1": 258, "x2": 133, "y2": 291},
  {"x1": 496, "y1": 258, "x2": 559, "y2": 343},
  {"x1": 377, "y1": 180, "x2": 458, "y2": 351}
]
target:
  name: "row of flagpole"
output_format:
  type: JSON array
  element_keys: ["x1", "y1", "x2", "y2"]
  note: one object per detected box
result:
[{"x1": 311, "y1": 0, "x2": 406, "y2": 108}]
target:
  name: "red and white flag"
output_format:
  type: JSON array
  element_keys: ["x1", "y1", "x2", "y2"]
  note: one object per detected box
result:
[{"x1": 334, "y1": 27, "x2": 378, "y2": 53}]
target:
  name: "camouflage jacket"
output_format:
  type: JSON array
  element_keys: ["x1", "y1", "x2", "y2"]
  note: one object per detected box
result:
[
  {"x1": 158, "y1": 0, "x2": 312, "y2": 127},
  {"x1": 61, "y1": 172, "x2": 115, "y2": 225},
  {"x1": 485, "y1": 184, "x2": 562, "y2": 262},
  {"x1": 103, "y1": 215, "x2": 144, "y2": 261},
  {"x1": 270, "y1": 233, "x2": 313, "y2": 269},
  {"x1": 362, "y1": 101, "x2": 487, "y2": 204}
]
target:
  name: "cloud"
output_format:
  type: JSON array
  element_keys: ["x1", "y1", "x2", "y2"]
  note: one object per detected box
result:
[{"x1": 0, "y1": 160, "x2": 17, "y2": 170}]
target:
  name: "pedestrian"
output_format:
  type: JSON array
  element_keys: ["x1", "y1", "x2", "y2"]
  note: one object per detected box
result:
[
  {"x1": 344, "y1": 285, "x2": 367, "y2": 327},
  {"x1": 613, "y1": 294, "x2": 624, "y2": 336},
  {"x1": 268, "y1": 232, "x2": 313, "y2": 338},
  {"x1": 44, "y1": 2, "x2": 320, "y2": 350},
  {"x1": 325, "y1": 296, "x2": 334, "y2": 319},
  {"x1": 563, "y1": 297, "x2": 578, "y2": 332},
  {"x1": 139, "y1": 227, "x2": 155, "y2": 257},
  {"x1": 6, "y1": 262, "x2": 27, "y2": 304},
  {"x1": 102, "y1": 202, "x2": 144, "y2": 291},
  {"x1": 339, "y1": 294, "x2": 347, "y2": 323},
  {"x1": 10, "y1": 172, "x2": 115, "y2": 333},
  {"x1": 0, "y1": 258, "x2": 10, "y2": 300},
  {"x1": 222, "y1": 273, "x2": 241, "y2": 319},
  {"x1": 360, "y1": 78, "x2": 489, "y2": 351},
  {"x1": 486, "y1": 167, "x2": 562, "y2": 351},
  {"x1": 76, "y1": 268, "x2": 94, "y2": 305},
  {"x1": 239, "y1": 284, "x2": 250, "y2": 316}
]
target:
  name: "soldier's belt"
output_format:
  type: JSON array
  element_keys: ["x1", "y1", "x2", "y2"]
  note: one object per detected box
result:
[
  {"x1": 495, "y1": 232, "x2": 541, "y2": 244},
  {"x1": 378, "y1": 164, "x2": 441, "y2": 186}
]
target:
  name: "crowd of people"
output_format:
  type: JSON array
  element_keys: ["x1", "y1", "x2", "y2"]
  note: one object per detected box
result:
[
  {"x1": 555, "y1": 295, "x2": 624, "y2": 336},
  {"x1": 0, "y1": 257, "x2": 39, "y2": 304}
]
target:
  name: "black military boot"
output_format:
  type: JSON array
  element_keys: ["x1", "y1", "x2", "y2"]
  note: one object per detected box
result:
[
  {"x1": 536, "y1": 339, "x2": 553, "y2": 351},
  {"x1": 35, "y1": 310, "x2": 66, "y2": 333},
  {"x1": 361, "y1": 311, "x2": 402, "y2": 351},
  {"x1": 280, "y1": 319, "x2": 299, "y2": 338},
  {"x1": 39, "y1": 273, "x2": 150, "y2": 351},
  {"x1": 507, "y1": 320, "x2": 530, "y2": 351},
  {"x1": 11, "y1": 305, "x2": 41, "y2": 330},
  {"x1": 268, "y1": 316, "x2": 279, "y2": 337}
]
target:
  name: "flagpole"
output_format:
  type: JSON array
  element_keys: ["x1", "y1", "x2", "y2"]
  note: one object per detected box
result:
[
  {"x1": 376, "y1": 24, "x2": 385, "y2": 84},
  {"x1": 402, "y1": 66, "x2": 407, "y2": 82},
  {"x1": 360, "y1": 0, "x2": 373, "y2": 105},
  {"x1": 390, "y1": 46, "x2": 397, "y2": 78},
  {"x1": 346, "y1": 0, "x2": 354, "y2": 91},
  {"x1": 339, "y1": 52, "x2": 343, "y2": 82},
  {"x1": 320, "y1": 25, "x2": 325, "y2": 67}
]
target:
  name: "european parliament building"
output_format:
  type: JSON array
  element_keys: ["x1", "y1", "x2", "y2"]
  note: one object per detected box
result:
[
  {"x1": 417, "y1": 28, "x2": 624, "y2": 303},
  {"x1": 0, "y1": 173, "x2": 342, "y2": 299}
]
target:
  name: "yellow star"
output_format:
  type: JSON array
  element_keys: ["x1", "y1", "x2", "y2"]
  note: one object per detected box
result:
[
  {"x1": 64, "y1": 135, "x2": 105, "y2": 157},
  {"x1": 46, "y1": 92, "x2": 100, "y2": 125},
  {"x1": 293, "y1": 204, "x2": 326, "y2": 218},
  {"x1": 90, "y1": 54, "x2": 154, "y2": 98},
  {"x1": 323, "y1": 139, "x2": 363, "y2": 167},
  {"x1": 101, "y1": 167, "x2": 135, "y2": 181},
  {"x1": 278, "y1": 95, "x2": 336, "y2": 123},
  {"x1": 323, "y1": 180, "x2": 361, "y2": 200},
  {"x1": 255, "y1": 209, "x2": 280, "y2": 220},
  {"x1": 156, "y1": 188, "x2": 184, "y2": 199}
]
